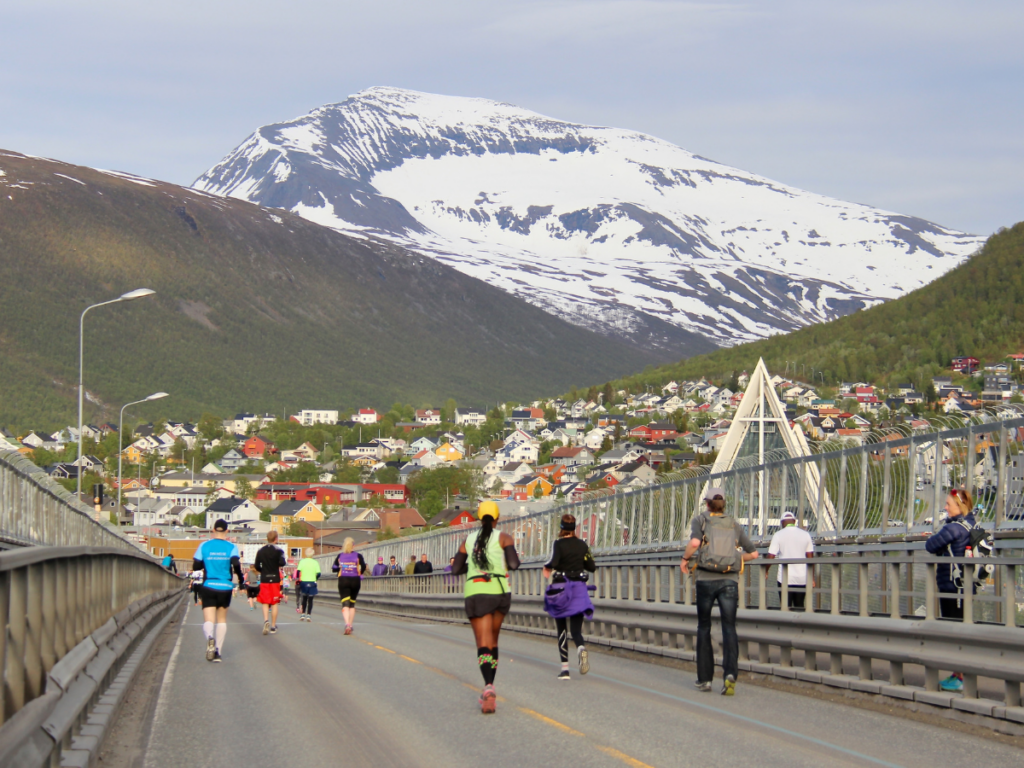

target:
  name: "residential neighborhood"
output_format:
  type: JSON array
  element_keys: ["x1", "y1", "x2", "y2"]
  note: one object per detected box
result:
[{"x1": 5, "y1": 350, "x2": 1022, "y2": 566}]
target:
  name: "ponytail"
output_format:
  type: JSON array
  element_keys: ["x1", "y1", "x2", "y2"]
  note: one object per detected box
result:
[{"x1": 473, "y1": 515, "x2": 495, "y2": 570}]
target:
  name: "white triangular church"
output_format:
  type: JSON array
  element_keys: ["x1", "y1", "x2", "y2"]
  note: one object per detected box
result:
[{"x1": 705, "y1": 358, "x2": 835, "y2": 533}]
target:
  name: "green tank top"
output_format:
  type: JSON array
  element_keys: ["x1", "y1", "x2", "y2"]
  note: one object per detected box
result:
[{"x1": 464, "y1": 529, "x2": 508, "y2": 596}]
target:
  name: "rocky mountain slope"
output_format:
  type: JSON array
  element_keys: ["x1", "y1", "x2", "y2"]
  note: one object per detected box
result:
[
  {"x1": 194, "y1": 86, "x2": 983, "y2": 353},
  {"x1": 0, "y1": 150, "x2": 663, "y2": 431}
]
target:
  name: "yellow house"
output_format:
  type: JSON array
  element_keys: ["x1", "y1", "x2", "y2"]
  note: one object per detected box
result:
[
  {"x1": 268, "y1": 500, "x2": 324, "y2": 534},
  {"x1": 350, "y1": 455, "x2": 378, "y2": 467},
  {"x1": 435, "y1": 442, "x2": 464, "y2": 462},
  {"x1": 121, "y1": 444, "x2": 145, "y2": 465},
  {"x1": 514, "y1": 475, "x2": 553, "y2": 498}
]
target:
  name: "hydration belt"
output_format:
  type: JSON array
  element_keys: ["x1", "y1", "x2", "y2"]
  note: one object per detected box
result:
[
  {"x1": 552, "y1": 570, "x2": 589, "y2": 583},
  {"x1": 470, "y1": 573, "x2": 507, "y2": 583}
]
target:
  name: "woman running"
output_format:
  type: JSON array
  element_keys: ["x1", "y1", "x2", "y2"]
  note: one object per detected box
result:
[
  {"x1": 332, "y1": 538, "x2": 366, "y2": 634},
  {"x1": 296, "y1": 548, "x2": 321, "y2": 622},
  {"x1": 543, "y1": 513, "x2": 597, "y2": 680},
  {"x1": 451, "y1": 500, "x2": 520, "y2": 713},
  {"x1": 244, "y1": 565, "x2": 260, "y2": 610}
]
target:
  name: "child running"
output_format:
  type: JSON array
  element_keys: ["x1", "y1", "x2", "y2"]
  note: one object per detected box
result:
[
  {"x1": 450, "y1": 501, "x2": 520, "y2": 713},
  {"x1": 244, "y1": 565, "x2": 260, "y2": 610},
  {"x1": 296, "y1": 548, "x2": 321, "y2": 621}
]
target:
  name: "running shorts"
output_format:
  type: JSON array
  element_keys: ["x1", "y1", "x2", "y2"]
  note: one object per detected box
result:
[
  {"x1": 258, "y1": 582, "x2": 282, "y2": 605},
  {"x1": 199, "y1": 587, "x2": 233, "y2": 610},
  {"x1": 464, "y1": 593, "x2": 512, "y2": 619},
  {"x1": 245, "y1": 586, "x2": 260, "y2": 599},
  {"x1": 337, "y1": 576, "x2": 361, "y2": 605}
]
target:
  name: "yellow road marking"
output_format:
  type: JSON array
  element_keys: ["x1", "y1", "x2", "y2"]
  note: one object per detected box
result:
[
  {"x1": 518, "y1": 707, "x2": 656, "y2": 768},
  {"x1": 399, "y1": 654, "x2": 422, "y2": 664},
  {"x1": 375, "y1": 645, "x2": 396, "y2": 654},
  {"x1": 517, "y1": 707, "x2": 585, "y2": 736},
  {"x1": 595, "y1": 746, "x2": 657, "y2": 768}
]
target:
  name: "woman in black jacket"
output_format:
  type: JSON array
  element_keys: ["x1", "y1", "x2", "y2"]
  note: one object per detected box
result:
[{"x1": 543, "y1": 514, "x2": 597, "y2": 680}]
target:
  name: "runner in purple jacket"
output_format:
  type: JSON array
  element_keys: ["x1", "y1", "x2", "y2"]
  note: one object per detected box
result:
[{"x1": 543, "y1": 513, "x2": 596, "y2": 680}]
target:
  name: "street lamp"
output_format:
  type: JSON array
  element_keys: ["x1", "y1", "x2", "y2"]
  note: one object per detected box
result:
[
  {"x1": 78, "y1": 288, "x2": 156, "y2": 496},
  {"x1": 118, "y1": 392, "x2": 168, "y2": 515}
]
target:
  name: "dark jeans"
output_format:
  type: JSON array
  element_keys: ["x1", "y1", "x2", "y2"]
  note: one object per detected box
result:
[
  {"x1": 300, "y1": 593, "x2": 315, "y2": 615},
  {"x1": 696, "y1": 579, "x2": 739, "y2": 684},
  {"x1": 939, "y1": 589, "x2": 963, "y2": 620},
  {"x1": 785, "y1": 586, "x2": 806, "y2": 610}
]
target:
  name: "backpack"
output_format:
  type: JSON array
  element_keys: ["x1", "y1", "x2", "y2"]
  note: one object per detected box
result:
[
  {"x1": 949, "y1": 518, "x2": 994, "y2": 589},
  {"x1": 697, "y1": 514, "x2": 742, "y2": 574}
]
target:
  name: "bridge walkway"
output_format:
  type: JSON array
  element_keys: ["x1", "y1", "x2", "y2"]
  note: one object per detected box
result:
[{"x1": 132, "y1": 599, "x2": 1022, "y2": 768}]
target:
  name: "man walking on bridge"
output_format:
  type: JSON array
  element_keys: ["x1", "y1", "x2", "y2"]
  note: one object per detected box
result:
[
  {"x1": 255, "y1": 530, "x2": 287, "y2": 635},
  {"x1": 192, "y1": 518, "x2": 243, "y2": 662},
  {"x1": 682, "y1": 487, "x2": 758, "y2": 695}
]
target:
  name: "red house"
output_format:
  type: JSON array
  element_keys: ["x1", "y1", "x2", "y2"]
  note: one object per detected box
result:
[
  {"x1": 360, "y1": 483, "x2": 410, "y2": 504},
  {"x1": 629, "y1": 424, "x2": 653, "y2": 440},
  {"x1": 243, "y1": 435, "x2": 277, "y2": 458},
  {"x1": 952, "y1": 356, "x2": 979, "y2": 374}
]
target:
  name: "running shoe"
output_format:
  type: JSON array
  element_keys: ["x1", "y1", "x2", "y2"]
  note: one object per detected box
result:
[
  {"x1": 296, "y1": 607, "x2": 301, "y2": 614},
  {"x1": 262, "y1": 620, "x2": 270, "y2": 636},
  {"x1": 557, "y1": 670, "x2": 571, "y2": 681},
  {"x1": 270, "y1": 626, "x2": 278, "y2": 634},
  {"x1": 480, "y1": 684, "x2": 497, "y2": 714},
  {"x1": 694, "y1": 680, "x2": 712, "y2": 693},
  {"x1": 939, "y1": 675, "x2": 963, "y2": 692},
  {"x1": 206, "y1": 637, "x2": 216, "y2": 662},
  {"x1": 722, "y1": 674, "x2": 736, "y2": 696},
  {"x1": 578, "y1": 646, "x2": 589, "y2": 675},
  {"x1": 344, "y1": 625, "x2": 352, "y2": 635},
  {"x1": 212, "y1": 652, "x2": 222, "y2": 663}
]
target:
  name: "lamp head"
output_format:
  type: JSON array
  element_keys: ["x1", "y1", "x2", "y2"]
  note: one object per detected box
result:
[
  {"x1": 119, "y1": 288, "x2": 155, "y2": 301},
  {"x1": 145, "y1": 392, "x2": 169, "y2": 401}
]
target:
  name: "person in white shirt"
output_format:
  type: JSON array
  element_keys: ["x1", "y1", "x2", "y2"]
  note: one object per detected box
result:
[{"x1": 767, "y1": 511, "x2": 814, "y2": 609}]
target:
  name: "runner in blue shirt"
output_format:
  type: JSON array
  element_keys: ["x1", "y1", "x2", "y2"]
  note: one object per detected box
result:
[{"x1": 192, "y1": 519, "x2": 243, "y2": 662}]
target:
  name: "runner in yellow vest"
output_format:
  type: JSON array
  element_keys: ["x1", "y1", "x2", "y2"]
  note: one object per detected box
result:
[{"x1": 450, "y1": 500, "x2": 521, "y2": 713}]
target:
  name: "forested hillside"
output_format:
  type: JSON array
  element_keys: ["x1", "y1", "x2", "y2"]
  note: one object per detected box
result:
[
  {"x1": 609, "y1": 222, "x2": 1024, "y2": 391},
  {"x1": 0, "y1": 151, "x2": 662, "y2": 432}
]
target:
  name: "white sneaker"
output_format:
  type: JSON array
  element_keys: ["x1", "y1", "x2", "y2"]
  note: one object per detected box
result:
[{"x1": 577, "y1": 646, "x2": 589, "y2": 675}]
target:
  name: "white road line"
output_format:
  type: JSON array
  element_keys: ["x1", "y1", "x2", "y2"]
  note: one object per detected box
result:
[{"x1": 142, "y1": 612, "x2": 185, "y2": 768}]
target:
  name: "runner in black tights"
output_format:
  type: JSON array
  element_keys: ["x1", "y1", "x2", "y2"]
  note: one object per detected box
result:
[{"x1": 543, "y1": 513, "x2": 597, "y2": 680}]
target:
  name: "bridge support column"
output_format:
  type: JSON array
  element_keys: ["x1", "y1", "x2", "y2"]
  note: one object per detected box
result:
[
  {"x1": 804, "y1": 650, "x2": 817, "y2": 672},
  {"x1": 830, "y1": 652, "x2": 842, "y2": 676},
  {"x1": 889, "y1": 661, "x2": 904, "y2": 686},
  {"x1": 858, "y1": 656, "x2": 872, "y2": 681},
  {"x1": 1006, "y1": 681, "x2": 1021, "y2": 707}
]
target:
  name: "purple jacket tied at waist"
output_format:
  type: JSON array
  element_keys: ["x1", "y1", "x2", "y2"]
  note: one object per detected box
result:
[{"x1": 544, "y1": 579, "x2": 595, "y2": 619}]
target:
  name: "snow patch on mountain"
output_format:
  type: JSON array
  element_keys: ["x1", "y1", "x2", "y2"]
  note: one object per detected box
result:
[{"x1": 193, "y1": 86, "x2": 983, "y2": 353}]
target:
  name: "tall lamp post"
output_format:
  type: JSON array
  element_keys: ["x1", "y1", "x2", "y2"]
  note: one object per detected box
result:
[
  {"x1": 117, "y1": 392, "x2": 169, "y2": 516},
  {"x1": 77, "y1": 288, "x2": 156, "y2": 497}
]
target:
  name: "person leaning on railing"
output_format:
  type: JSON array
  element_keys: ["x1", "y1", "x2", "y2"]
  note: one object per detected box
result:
[{"x1": 925, "y1": 487, "x2": 977, "y2": 692}]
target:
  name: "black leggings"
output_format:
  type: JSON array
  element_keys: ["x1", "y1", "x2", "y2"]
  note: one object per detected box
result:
[
  {"x1": 556, "y1": 614, "x2": 586, "y2": 663},
  {"x1": 300, "y1": 593, "x2": 315, "y2": 615}
]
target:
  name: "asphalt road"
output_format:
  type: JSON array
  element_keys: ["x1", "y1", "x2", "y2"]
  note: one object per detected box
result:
[{"x1": 136, "y1": 596, "x2": 1024, "y2": 768}]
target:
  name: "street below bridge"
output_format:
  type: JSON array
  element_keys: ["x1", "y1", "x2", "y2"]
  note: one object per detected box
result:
[{"x1": 117, "y1": 598, "x2": 1022, "y2": 768}]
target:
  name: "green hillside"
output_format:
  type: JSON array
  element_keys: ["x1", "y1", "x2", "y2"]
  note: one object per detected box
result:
[
  {"x1": 0, "y1": 151, "x2": 669, "y2": 432},
  {"x1": 609, "y1": 222, "x2": 1024, "y2": 392}
]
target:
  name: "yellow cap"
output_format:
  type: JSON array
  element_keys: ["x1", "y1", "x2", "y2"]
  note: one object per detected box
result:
[{"x1": 477, "y1": 500, "x2": 499, "y2": 521}]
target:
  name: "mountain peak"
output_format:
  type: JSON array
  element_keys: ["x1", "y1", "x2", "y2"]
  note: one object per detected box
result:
[{"x1": 193, "y1": 88, "x2": 982, "y2": 353}]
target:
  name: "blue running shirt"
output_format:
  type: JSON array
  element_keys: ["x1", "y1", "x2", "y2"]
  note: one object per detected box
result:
[{"x1": 194, "y1": 539, "x2": 240, "y2": 591}]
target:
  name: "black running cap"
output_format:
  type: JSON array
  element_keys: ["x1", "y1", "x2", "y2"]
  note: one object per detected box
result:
[{"x1": 213, "y1": 518, "x2": 228, "y2": 531}]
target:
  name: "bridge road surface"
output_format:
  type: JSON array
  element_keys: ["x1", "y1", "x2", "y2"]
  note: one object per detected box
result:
[{"x1": 138, "y1": 599, "x2": 1023, "y2": 768}]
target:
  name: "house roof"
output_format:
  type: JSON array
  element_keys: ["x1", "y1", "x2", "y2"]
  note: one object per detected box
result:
[
  {"x1": 270, "y1": 499, "x2": 318, "y2": 517},
  {"x1": 206, "y1": 496, "x2": 252, "y2": 513}
]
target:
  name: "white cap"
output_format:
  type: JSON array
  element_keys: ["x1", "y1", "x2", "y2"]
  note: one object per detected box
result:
[{"x1": 780, "y1": 511, "x2": 797, "y2": 522}]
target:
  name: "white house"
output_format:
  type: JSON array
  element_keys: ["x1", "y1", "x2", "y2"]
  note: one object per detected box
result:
[
  {"x1": 454, "y1": 408, "x2": 487, "y2": 426},
  {"x1": 353, "y1": 409, "x2": 381, "y2": 424},
  {"x1": 295, "y1": 409, "x2": 339, "y2": 426}
]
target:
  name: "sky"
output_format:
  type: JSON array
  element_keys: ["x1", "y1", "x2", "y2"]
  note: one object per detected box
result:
[{"x1": 2, "y1": 0, "x2": 1022, "y2": 236}]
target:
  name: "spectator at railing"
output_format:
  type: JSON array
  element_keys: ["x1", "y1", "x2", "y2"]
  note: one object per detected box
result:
[
  {"x1": 386, "y1": 555, "x2": 403, "y2": 575},
  {"x1": 414, "y1": 553, "x2": 434, "y2": 574},
  {"x1": 371, "y1": 556, "x2": 388, "y2": 577},
  {"x1": 767, "y1": 511, "x2": 814, "y2": 609}
]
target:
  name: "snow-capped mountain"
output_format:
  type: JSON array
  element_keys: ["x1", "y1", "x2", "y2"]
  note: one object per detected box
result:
[{"x1": 194, "y1": 86, "x2": 983, "y2": 353}]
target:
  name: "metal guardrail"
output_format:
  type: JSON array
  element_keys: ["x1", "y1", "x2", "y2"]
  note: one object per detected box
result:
[
  {"x1": 0, "y1": 451, "x2": 137, "y2": 550},
  {"x1": 323, "y1": 415, "x2": 1024, "y2": 571},
  {"x1": 0, "y1": 547, "x2": 182, "y2": 733},
  {"x1": 351, "y1": 553, "x2": 1024, "y2": 722}
]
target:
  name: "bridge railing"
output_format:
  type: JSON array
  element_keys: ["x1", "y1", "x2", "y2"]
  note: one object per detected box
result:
[
  {"x1": 0, "y1": 450, "x2": 137, "y2": 549},
  {"x1": 322, "y1": 416, "x2": 1024, "y2": 573},
  {"x1": 351, "y1": 552, "x2": 1024, "y2": 718},
  {"x1": 0, "y1": 547, "x2": 182, "y2": 765}
]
